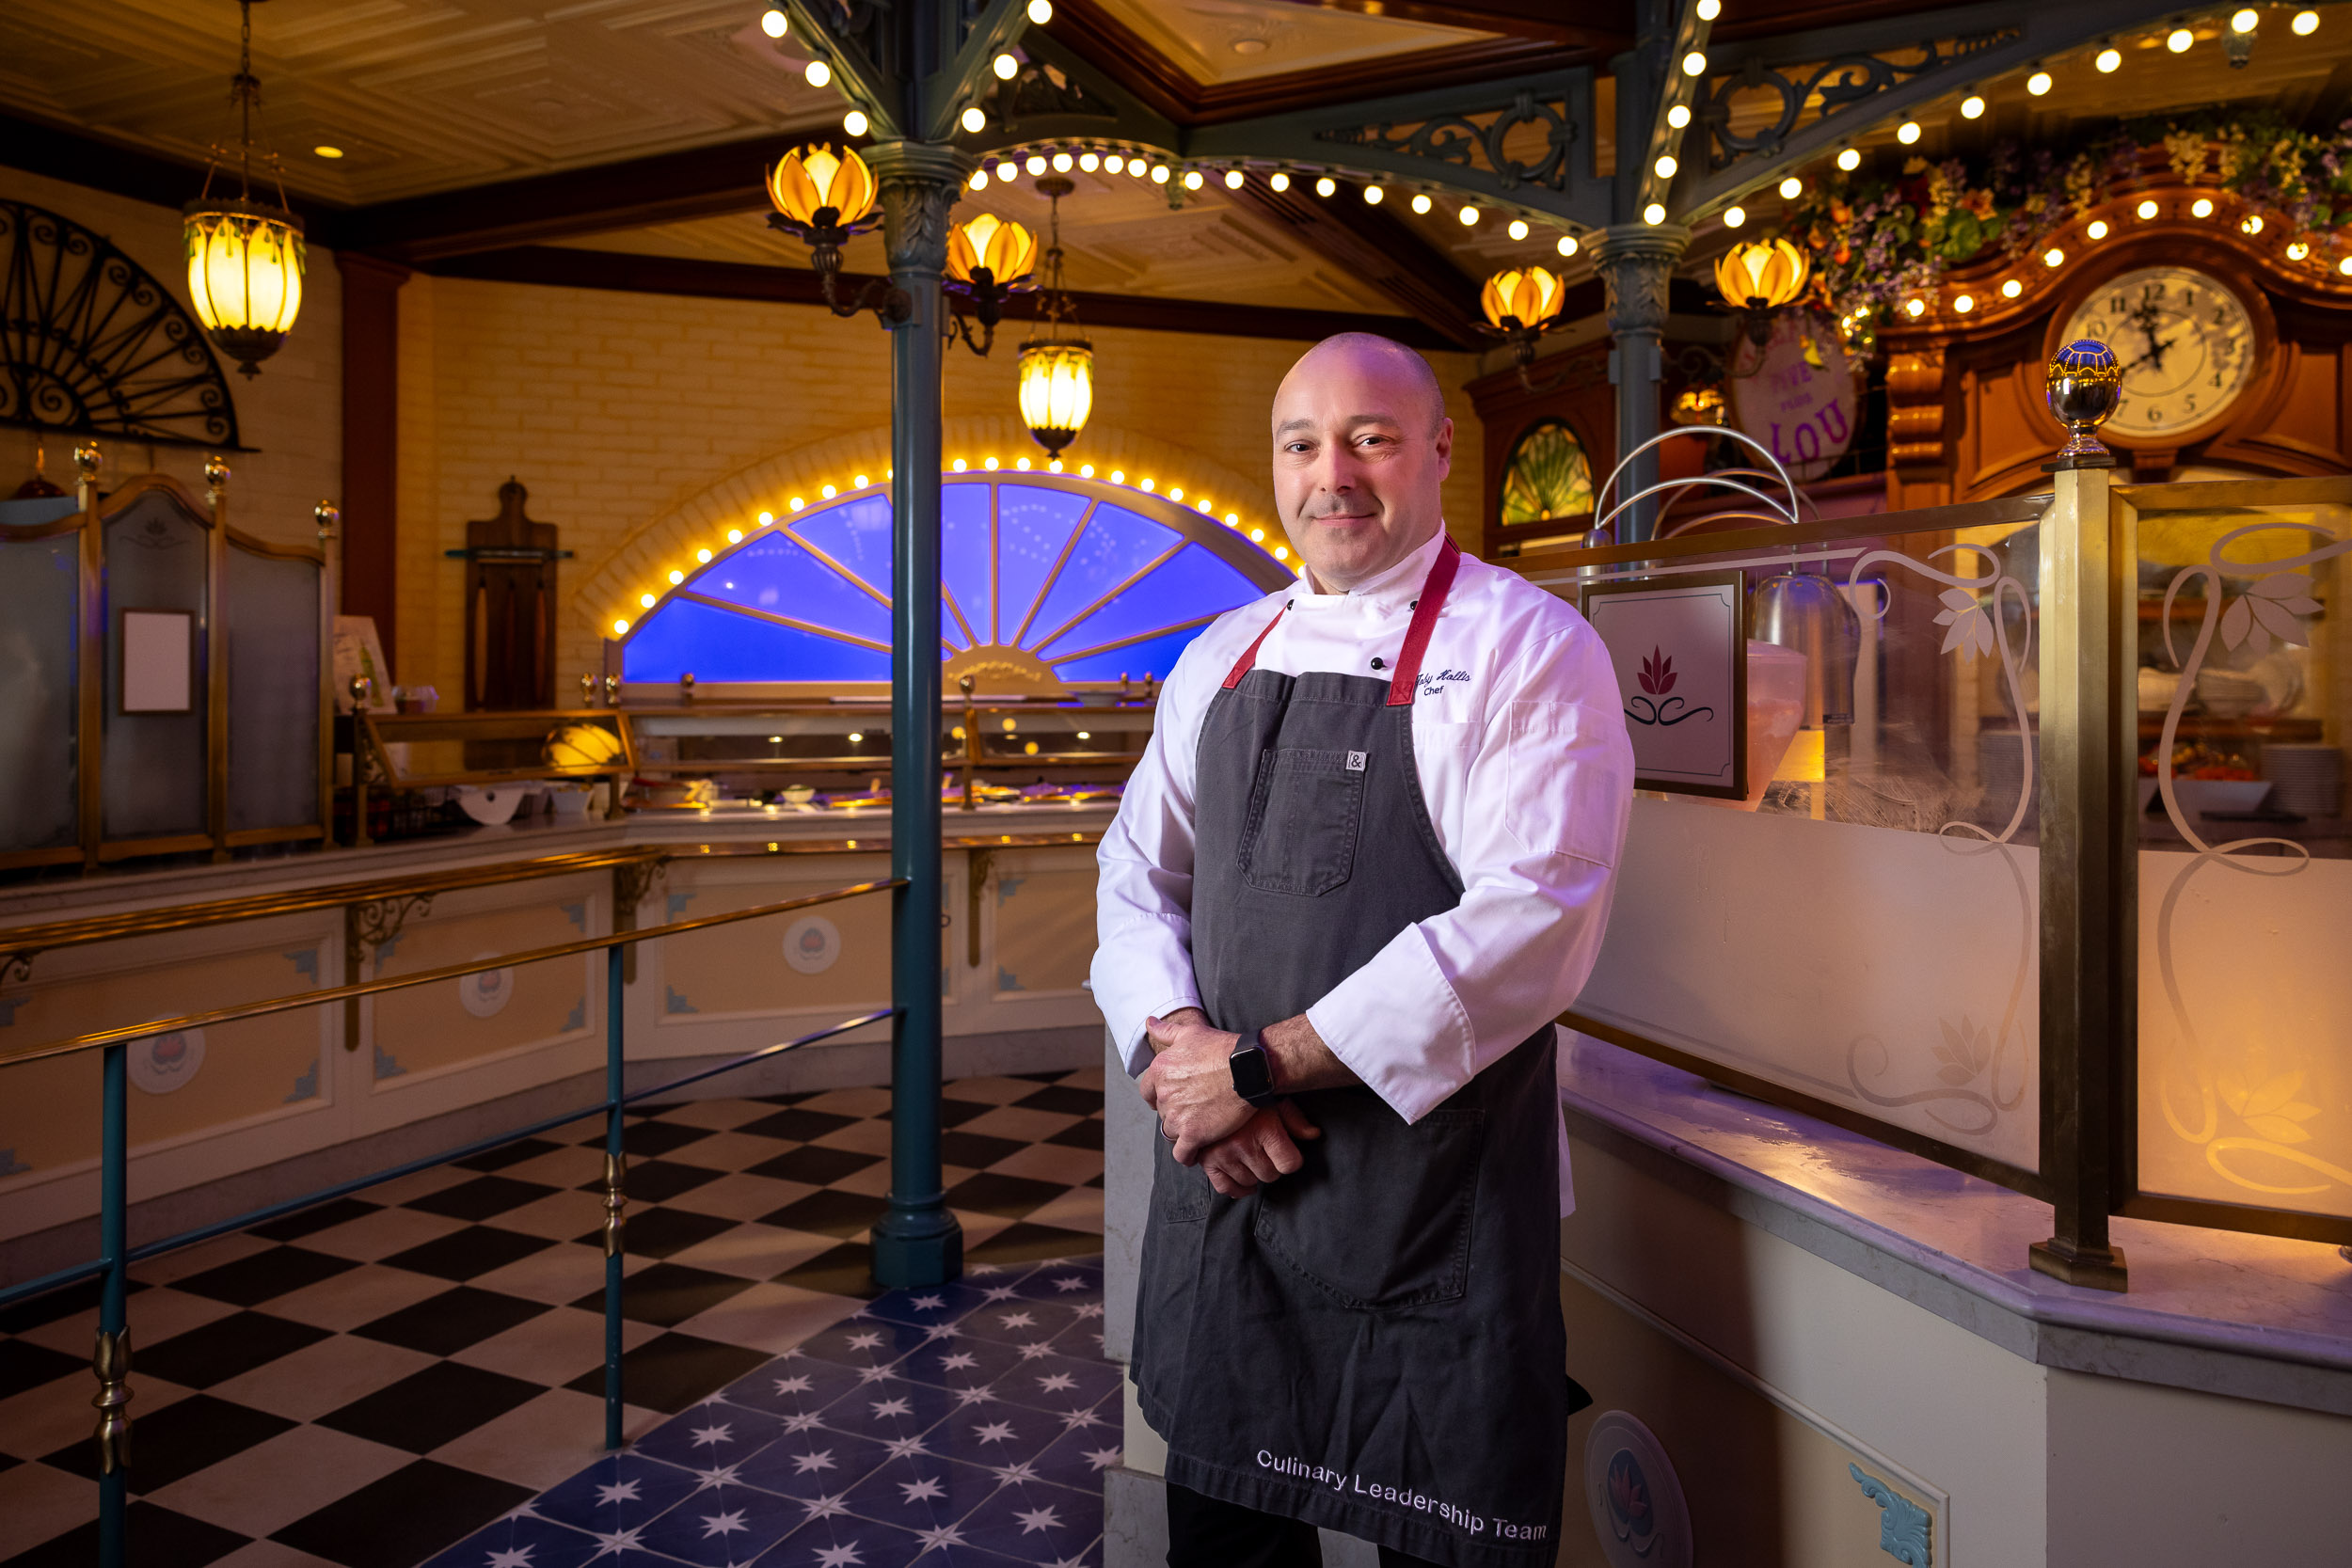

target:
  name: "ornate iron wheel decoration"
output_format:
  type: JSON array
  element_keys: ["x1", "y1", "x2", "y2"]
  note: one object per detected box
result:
[
  {"x1": 1319, "y1": 91, "x2": 1580, "y2": 194},
  {"x1": 0, "y1": 198, "x2": 242, "y2": 450},
  {"x1": 1699, "y1": 29, "x2": 2016, "y2": 168}
]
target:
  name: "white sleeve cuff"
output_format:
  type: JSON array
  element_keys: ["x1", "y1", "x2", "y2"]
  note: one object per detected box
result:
[{"x1": 1305, "y1": 925, "x2": 1475, "y2": 1124}]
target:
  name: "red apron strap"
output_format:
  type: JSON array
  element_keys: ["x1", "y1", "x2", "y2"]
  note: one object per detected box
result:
[
  {"x1": 1387, "y1": 535, "x2": 1462, "y2": 706},
  {"x1": 1220, "y1": 601, "x2": 1290, "y2": 689}
]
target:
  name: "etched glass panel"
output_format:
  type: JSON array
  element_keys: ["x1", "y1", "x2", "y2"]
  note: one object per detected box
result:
[
  {"x1": 101, "y1": 489, "x2": 208, "y2": 840},
  {"x1": 0, "y1": 527, "x2": 80, "y2": 852},
  {"x1": 224, "y1": 546, "x2": 321, "y2": 832}
]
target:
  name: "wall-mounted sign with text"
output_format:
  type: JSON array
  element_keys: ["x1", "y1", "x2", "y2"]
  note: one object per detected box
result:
[{"x1": 1727, "y1": 311, "x2": 1857, "y2": 482}]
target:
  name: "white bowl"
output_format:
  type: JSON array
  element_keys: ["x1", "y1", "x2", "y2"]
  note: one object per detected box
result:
[
  {"x1": 2169, "y1": 779, "x2": 2273, "y2": 817},
  {"x1": 454, "y1": 786, "x2": 525, "y2": 826},
  {"x1": 545, "y1": 784, "x2": 593, "y2": 816}
]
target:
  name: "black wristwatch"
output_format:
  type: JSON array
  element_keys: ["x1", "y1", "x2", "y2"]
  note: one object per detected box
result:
[{"x1": 1229, "y1": 1031, "x2": 1279, "y2": 1108}]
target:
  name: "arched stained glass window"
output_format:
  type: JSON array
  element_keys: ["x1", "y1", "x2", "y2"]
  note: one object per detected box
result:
[
  {"x1": 1498, "y1": 418, "x2": 1595, "y2": 527},
  {"x1": 618, "y1": 473, "x2": 1295, "y2": 692}
]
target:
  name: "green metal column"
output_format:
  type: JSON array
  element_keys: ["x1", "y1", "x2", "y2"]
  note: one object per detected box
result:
[
  {"x1": 1593, "y1": 223, "x2": 1691, "y2": 543},
  {"x1": 867, "y1": 139, "x2": 971, "y2": 1289}
]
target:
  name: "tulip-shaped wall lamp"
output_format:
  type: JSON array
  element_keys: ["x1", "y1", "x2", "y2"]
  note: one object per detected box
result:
[
  {"x1": 765, "y1": 143, "x2": 907, "y2": 325},
  {"x1": 943, "y1": 212, "x2": 1039, "y2": 355}
]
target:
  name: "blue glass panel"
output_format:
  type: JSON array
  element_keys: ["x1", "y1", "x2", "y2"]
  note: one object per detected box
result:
[
  {"x1": 623, "y1": 597, "x2": 890, "y2": 684},
  {"x1": 1050, "y1": 625, "x2": 1215, "y2": 685},
  {"x1": 993, "y1": 484, "x2": 1090, "y2": 643},
  {"x1": 1021, "y1": 502, "x2": 1181, "y2": 650},
  {"x1": 940, "y1": 482, "x2": 993, "y2": 647},
  {"x1": 690, "y1": 530, "x2": 893, "y2": 644},
  {"x1": 1038, "y1": 543, "x2": 1263, "y2": 658},
  {"x1": 789, "y1": 492, "x2": 895, "y2": 597}
]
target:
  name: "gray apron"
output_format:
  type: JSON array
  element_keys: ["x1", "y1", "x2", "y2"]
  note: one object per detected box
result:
[{"x1": 1134, "y1": 538, "x2": 1585, "y2": 1568}]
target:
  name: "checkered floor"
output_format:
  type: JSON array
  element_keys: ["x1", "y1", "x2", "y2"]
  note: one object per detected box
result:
[{"x1": 0, "y1": 1068, "x2": 1108, "y2": 1568}]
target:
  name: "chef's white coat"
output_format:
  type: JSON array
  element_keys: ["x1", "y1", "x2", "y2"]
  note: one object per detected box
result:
[{"x1": 1092, "y1": 530, "x2": 1635, "y2": 1213}]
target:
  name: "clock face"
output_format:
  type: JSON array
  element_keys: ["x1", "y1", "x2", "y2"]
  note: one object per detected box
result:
[{"x1": 2059, "y1": 266, "x2": 2257, "y2": 439}]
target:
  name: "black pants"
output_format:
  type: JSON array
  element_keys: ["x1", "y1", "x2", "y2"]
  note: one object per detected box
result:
[{"x1": 1168, "y1": 1483, "x2": 1444, "y2": 1568}]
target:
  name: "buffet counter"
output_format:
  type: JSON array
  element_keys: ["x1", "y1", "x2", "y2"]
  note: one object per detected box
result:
[{"x1": 0, "y1": 803, "x2": 1114, "y2": 1262}]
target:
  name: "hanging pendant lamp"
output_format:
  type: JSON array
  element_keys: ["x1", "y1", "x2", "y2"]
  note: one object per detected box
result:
[
  {"x1": 1017, "y1": 176, "x2": 1093, "y2": 458},
  {"x1": 183, "y1": 0, "x2": 306, "y2": 378}
]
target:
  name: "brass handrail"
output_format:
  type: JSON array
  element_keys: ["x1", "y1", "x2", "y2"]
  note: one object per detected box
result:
[
  {"x1": 0, "y1": 877, "x2": 905, "y2": 1070},
  {"x1": 0, "y1": 846, "x2": 667, "y2": 972}
]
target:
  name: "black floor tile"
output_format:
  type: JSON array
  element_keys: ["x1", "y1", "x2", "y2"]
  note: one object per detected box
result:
[
  {"x1": 1047, "y1": 1117, "x2": 1105, "y2": 1150},
  {"x1": 41, "y1": 1393, "x2": 293, "y2": 1487},
  {"x1": 607, "y1": 1206, "x2": 737, "y2": 1260},
  {"x1": 772, "y1": 1241, "x2": 885, "y2": 1299},
  {"x1": 0, "y1": 1338, "x2": 86, "y2": 1400},
  {"x1": 745, "y1": 1144, "x2": 881, "y2": 1186},
  {"x1": 572, "y1": 1261, "x2": 753, "y2": 1327},
  {"x1": 759, "y1": 1187, "x2": 888, "y2": 1239},
  {"x1": 317, "y1": 1360, "x2": 544, "y2": 1453},
  {"x1": 8, "y1": 1498, "x2": 249, "y2": 1568},
  {"x1": 352, "y1": 1286, "x2": 551, "y2": 1356},
  {"x1": 400, "y1": 1173, "x2": 560, "y2": 1223},
  {"x1": 136, "y1": 1310, "x2": 331, "y2": 1388},
  {"x1": 967, "y1": 1222, "x2": 1104, "y2": 1269},
  {"x1": 734, "y1": 1106, "x2": 856, "y2": 1143},
  {"x1": 172, "y1": 1244, "x2": 357, "y2": 1308},
  {"x1": 450, "y1": 1135, "x2": 566, "y2": 1173},
  {"x1": 1087, "y1": 1172, "x2": 1104, "y2": 1188},
  {"x1": 615, "y1": 1158, "x2": 723, "y2": 1204},
  {"x1": 246, "y1": 1196, "x2": 382, "y2": 1243},
  {"x1": 564, "y1": 1331, "x2": 771, "y2": 1414},
  {"x1": 940, "y1": 1130, "x2": 1029, "y2": 1168},
  {"x1": 584, "y1": 1118, "x2": 709, "y2": 1160},
  {"x1": 271, "y1": 1458, "x2": 532, "y2": 1568},
  {"x1": 936, "y1": 1097, "x2": 999, "y2": 1129},
  {"x1": 943, "y1": 1170, "x2": 1073, "y2": 1220},
  {"x1": 1015, "y1": 1084, "x2": 1102, "y2": 1117},
  {"x1": 379, "y1": 1225, "x2": 553, "y2": 1282},
  {"x1": 0, "y1": 1277, "x2": 144, "y2": 1337}
]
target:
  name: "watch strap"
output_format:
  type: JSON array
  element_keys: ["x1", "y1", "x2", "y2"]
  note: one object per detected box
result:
[{"x1": 1229, "y1": 1031, "x2": 1279, "y2": 1107}]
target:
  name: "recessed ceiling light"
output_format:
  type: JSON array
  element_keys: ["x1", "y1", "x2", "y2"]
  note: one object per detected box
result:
[
  {"x1": 313, "y1": 145, "x2": 343, "y2": 159},
  {"x1": 1232, "y1": 37, "x2": 1269, "y2": 55}
]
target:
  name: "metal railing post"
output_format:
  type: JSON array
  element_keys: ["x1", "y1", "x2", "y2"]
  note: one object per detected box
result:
[
  {"x1": 601, "y1": 942, "x2": 627, "y2": 1448},
  {"x1": 94, "y1": 1040, "x2": 131, "y2": 1568}
]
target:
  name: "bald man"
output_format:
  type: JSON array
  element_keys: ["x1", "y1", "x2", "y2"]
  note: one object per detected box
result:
[{"x1": 1093, "y1": 334, "x2": 1636, "y2": 1568}]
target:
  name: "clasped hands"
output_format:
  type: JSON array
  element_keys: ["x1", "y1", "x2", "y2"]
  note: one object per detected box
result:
[{"x1": 1136, "y1": 1008, "x2": 1320, "y2": 1198}]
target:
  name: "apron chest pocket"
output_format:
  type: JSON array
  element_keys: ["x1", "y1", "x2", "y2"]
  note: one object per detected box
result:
[
  {"x1": 1239, "y1": 747, "x2": 1365, "y2": 896},
  {"x1": 1253, "y1": 1104, "x2": 1485, "y2": 1309}
]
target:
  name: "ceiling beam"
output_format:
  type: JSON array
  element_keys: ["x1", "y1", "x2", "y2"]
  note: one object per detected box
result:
[
  {"x1": 1261, "y1": 0, "x2": 1634, "y2": 51},
  {"x1": 1229, "y1": 182, "x2": 1486, "y2": 349},
  {"x1": 424, "y1": 245, "x2": 1463, "y2": 351}
]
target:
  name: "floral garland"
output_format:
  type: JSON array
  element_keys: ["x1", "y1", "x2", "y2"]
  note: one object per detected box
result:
[{"x1": 1778, "y1": 112, "x2": 2352, "y2": 352}]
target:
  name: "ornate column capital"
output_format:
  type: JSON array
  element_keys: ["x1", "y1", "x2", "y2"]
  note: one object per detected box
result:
[
  {"x1": 1592, "y1": 223, "x2": 1691, "y2": 339},
  {"x1": 863, "y1": 141, "x2": 977, "y2": 278}
]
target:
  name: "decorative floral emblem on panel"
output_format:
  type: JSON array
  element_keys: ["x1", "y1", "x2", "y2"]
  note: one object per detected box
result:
[
  {"x1": 1625, "y1": 645, "x2": 1713, "y2": 728},
  {"x1": 1932, "y1": 587, "x2": 1995, "y2": 659},
  {"x1": 1583, "y1": 1413, "x2": 1689, "y2": 1568}
]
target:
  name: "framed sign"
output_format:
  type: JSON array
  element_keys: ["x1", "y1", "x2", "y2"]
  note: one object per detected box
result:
[
  {"x1": 1726, "y1": 311, "x2": 1857, "y2": 482},
  {"x1": 1577, "y1": 571, "x2": 1748, "y2": 800},
  {"x1": 119, "y1": 609, "x2": 195, "y2": 714}
]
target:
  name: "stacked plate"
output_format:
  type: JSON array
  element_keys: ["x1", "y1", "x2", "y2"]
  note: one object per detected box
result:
[{"x1": 2261, "y1": 743, "x2": 2343, "y2": 819}]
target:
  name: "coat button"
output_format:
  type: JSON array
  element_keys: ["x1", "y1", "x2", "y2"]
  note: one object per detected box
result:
[{"x1": 1370, "y1": 657, "x2": 1386, "y2": 670}]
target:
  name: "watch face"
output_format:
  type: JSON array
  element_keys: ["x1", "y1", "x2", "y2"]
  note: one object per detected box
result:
[{"x1": 2059, "y1": 266, "x2": 2256, "y2": 439}]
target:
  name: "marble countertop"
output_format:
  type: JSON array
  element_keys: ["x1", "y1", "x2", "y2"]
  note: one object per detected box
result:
[{"x1": 1561, "y1": 1033, "x2": 2352, "y2": 1413}]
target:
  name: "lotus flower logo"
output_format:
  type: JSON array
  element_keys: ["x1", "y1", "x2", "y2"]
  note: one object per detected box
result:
[
  {"x1": 1638, "y1": 647, "x2": 1676, "y2": 696},
  {"x1": 1625, "y1": 644, "x2": 1711, "y2": 728}
]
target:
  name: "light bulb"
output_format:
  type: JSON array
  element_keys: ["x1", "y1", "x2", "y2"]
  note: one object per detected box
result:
[
  {"x1": 2002, "y1": 277, "x2": 2023, "y2": 297},
  {"x1": 1697, "y1": 0, "x2": 1720, "y2": 16},
  {"x1": 695, "y1": 548, "x2": 711, "y2": 564},
  {"x1": 820, "y1": 483, "x2": 837, "y2": 498},
  {"x1": 2191, "y1": 197, "x2": 2214, "y2": 217},
  {"x1": 2027, "y1": 70, "x2": 2053, "y2": 95},
  {"x1": 1056, "y1": 152, "x2": 1075, "y2": 173},
  {"x1": 805, "y1": 59, "x2": 833, "y2": 87},
  {"x1": 758, "y1": 511, "x2": 773, "y2": 525},
  {"x1": 1898, "y1": 120, "x2": 1921, "y2": 144},
  {"x1": 1682, "y1": 50, "x2": 1707, "y2": 75},
  {"x1": 968, "y1": 168, "x2": 989, "y2": 190},
  {"x1": 1962, "y1": 95, "x2": 1985, "y2": 119},
  {"x1": 844, "y1": 109, "x2": 868, "y2": 136},
  {"x1": 1028, "y1": 0, "x2": 1053, "y2": 21},
  {"x1": 1168, "y1": 485, "x2": 1183, "y2": 500},
  {"x1": 1508, "y1": 218, "x2": 1529, "y2": 239},
  {"x1": 1270, "y1": 171, "x2": 1290, "y2": 192},
  {"x1": 1026, "y1": 154, "x2": 1046, "y2": 175},
  {"x1": 1078, "y1": 151, "x2": 1099, "y2": 171},
  {"x1": 1953, "y1": 293, "x2": 1975, "y2": 313},
  {"x1": 1128, "y1": 158, "x2": 1147, "y2": 178},
  {"x1": 2295, "y1": 9, "x2": 2319, "y2": 35},
  {"x1": 995, "y1": 160, "x2": 1017, "y2": 181},
  {"x1": 1183, "y1": 168, "x2": 1202, "y2": 189},
  {"x1": 2338, "y1": 256, "x2": 2352, "y2": 277},
  {"x1": 993, "y1": 52, "x2": 1019, "y2": 80},
  {"x1": 1109, "y1": 468, "x2": 1124, "y2": 483},
  {"x1": 761, "y1": 8, "x2": 788, "y2": 39},
  {"x1": 1363, "y1": 183, "x2": 1384, "y2": 203},
  {"x1": 1655, "y1": 154, "x2": 1678, "y2": 178},
  {"x1": 612, "y1": 618, "x2": 628, "y2": 634},
  {"x1": 2167, "y1": 26, "x2": 2193, "y2": 52},
  {"x1": 1723, "y1": 204, "x2": 1746, "y2": 228},
  {"x1": 2043, "y1": 246, "x2": 2064, "y2": 267},
  {"x1": 1837, "y1": 148, "x2": 1861, "y2": 170},
  {"x1": 1459, "y1": 203, "x2": 1480, "y2": 225},
  {"x1": 2242, "y1": 214, "x2": 2265, "y2": 234},
  {"x1": 2288, "y1": 241, "x2": 2311, "y2": 260},
  {"x1": 2088, "y1": 219, "x2": 2109, "y2": 239},
  {"x1": 1224, "y1": 167, "x2": 1245, "y2": 189},
  {"x1": 669, "y1": 569, "x2": 685, "y2": 584},
  {"x1": 1904, "y1": 297, "x2": 1926, "y2": 317},
  {"x1": 951, "y1": 457, "x2": 967, "y2": 472},
  {"x1": 1779, "y1": 176, "x2": 1803, "y2": 198},
  {"x1": 983, "y1": 455, "x2": 999, "y2": 470},
  {"x1": 789, "y1": 497, "x2": 804, "y2": 511},
  {"x1": 2232, "y1": 8, "x2": 2258, "y2": 31},
  {"x1": 1643, "y1": 201, "x2": 1666, "y2": 224},
  {"x1": 1102, "y1": 154, "x2": 1124, "y2": 175},
  {"x1": 726, "y1": 528, "x2": 743, "y2": 543},
  {"x1": 1140, "y1": 477, "x2": 1154, "y2": 491},
  {"x1": 640, "y1": 593, "x2": 656, "y2": 609},
  {"x1": 853, "y1": 473, "x2": 868, "y2": 487},
  {"x1": 2137, "y1": 198, "x2": 2159, "y2": 219},
  {"x1": 1316, "y1": 176, "x2": 1336, "y2": 197},
  {"x1": 1151, "y1": 164, "x2": 1169, "y2": 183},
  {"x1": 1412, "y1": 193, "x2": 1432, "y2": 214},
  {"x1": 1557, "y1": 234, "x2": 1580, "y2": 257},
  {"x1": 1667, "y1": 103, "x2": 1692, "y2": 129},
  {"x1": 1079, "y1": 464, "x2": 1094, "y2": 477},
  {"x1": 2095, "y1": 46, "x2": 2121, "y2": 71}
]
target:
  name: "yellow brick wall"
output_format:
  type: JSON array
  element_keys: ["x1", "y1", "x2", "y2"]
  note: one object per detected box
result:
[
  {"x1": 392, "y1": 275, "x2": 1484, "y2": 697},
  {"x1": 0, "y1": 169, "x2": 342, "y2": 548}
]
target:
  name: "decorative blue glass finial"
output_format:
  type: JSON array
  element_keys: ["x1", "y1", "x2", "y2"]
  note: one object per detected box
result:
[{"x1": 2046, "y1": 338, "x2": 2122, "y2": 469}]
